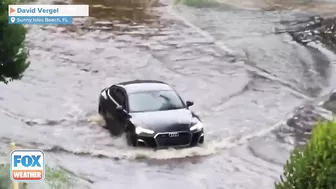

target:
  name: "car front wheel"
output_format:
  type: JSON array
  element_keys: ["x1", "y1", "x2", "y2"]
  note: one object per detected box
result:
[
  {"x1": 105, "y1": 118, "x2": 122, "y2": 136},
  {"x1": 126, "y1": 131, "x2": 137, "y2": 146}
]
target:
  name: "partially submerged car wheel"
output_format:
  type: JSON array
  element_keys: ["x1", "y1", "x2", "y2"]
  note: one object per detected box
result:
[
  {"x1": 105, "y1": 119, "x2": 122, "y2": 136},
  {"x1": 126, "y1": 131, "x2": 137, "y2": 147}
]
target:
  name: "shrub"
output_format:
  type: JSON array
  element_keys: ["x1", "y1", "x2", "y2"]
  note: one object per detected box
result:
[
  {"x1": 0, "y1": 0, "x2": 30, "y2": 84},
  {"x1": 275, "y1": 120, "x2": 336, "y2": 189}
]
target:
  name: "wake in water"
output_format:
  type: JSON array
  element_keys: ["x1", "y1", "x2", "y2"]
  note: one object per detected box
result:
[
  {"x1": 82, "y1": 114, "x2": 292, "y2": 160},
  {"x1": 17, "y1": 94, "x2": 333, "y2": 162},
  {"x1": 18, "y1": 112, "x2": 279, "y2": 161},
  {"x1": 82, "y1": 89, "x2": 336, "y2": 159}
]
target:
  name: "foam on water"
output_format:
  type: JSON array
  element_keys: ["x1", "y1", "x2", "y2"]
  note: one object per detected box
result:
[{"x1": 87, "y1": 114, "x2": 106, "y2": 127}]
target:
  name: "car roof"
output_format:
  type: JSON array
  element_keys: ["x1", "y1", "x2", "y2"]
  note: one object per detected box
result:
[{"x1": 115, "y1": 80, "x2": 173, "y2": 94}]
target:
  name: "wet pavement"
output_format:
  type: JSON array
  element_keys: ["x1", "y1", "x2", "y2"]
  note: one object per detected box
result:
[{"x1": 1, "y1": 0, "x2": 336, "y2": 188}]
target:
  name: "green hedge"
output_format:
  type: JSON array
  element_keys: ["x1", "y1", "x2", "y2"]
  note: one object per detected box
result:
[
  {"x1": 0, "y1": 0, "x2": 30, "y2": 84},
  {"x1": 275, "y1": 120, "x2": 336, "y2": 189}
]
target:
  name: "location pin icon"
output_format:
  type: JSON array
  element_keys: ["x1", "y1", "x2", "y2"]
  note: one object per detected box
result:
[{"x1": 10, "y1": 17, "x2": 15, "y2": 23}]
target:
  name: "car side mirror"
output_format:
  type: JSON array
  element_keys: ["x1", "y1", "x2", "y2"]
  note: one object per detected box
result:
[
  {"x1": 116, "y1": 105, "x2": 131, "y2": 118},
  {"x1": 116, "y1": 105, "x2": 123, "y2": 112},
  {"x1": 186, "y1": 101, "x2": 194, "y2": 107}
]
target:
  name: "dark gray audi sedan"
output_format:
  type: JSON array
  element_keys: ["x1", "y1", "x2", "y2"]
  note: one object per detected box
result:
[{"x1": 98, "y1": 80, "x2": 204, "y2": 148}]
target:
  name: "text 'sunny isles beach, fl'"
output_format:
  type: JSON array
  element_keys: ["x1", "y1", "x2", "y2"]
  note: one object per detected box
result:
[{"x1": 8, "y1": 5, "x2": 89, "y2": 25}]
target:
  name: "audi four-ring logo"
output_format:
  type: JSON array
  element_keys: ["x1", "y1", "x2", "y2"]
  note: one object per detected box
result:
[{"x1": 168, "y1": 132, "x2": 179, "y2": 137}]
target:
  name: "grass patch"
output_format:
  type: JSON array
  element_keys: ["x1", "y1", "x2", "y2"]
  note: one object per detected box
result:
[
  {"x1": 174, "y1": 0, "x2": 217, "y2": 8},
  {"x1": 0, "y1": 164, "x2": 74, "y2": 189},
  {"x1": 0, "y1": 164, "x2": 11, "y2": 189},
  {"x1": 45, "y1": 166, "x2": 74, "y2": 188}
]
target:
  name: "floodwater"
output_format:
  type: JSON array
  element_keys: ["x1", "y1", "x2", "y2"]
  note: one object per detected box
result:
[{"x1": 1, "y1": 0, "x2": 336, "y2": 188}]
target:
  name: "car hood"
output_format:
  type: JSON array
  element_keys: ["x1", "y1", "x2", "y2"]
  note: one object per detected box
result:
[{"x1": 129, "y1": 109, "x2": 193, "y2": 132}]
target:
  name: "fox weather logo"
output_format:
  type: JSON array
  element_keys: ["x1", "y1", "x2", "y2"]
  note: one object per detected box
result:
[{"x1": 10, "y1": 150, "x2": 45, "y2": 182}]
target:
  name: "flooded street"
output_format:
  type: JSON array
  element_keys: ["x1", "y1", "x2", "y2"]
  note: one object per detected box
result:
[{"x1": 1, "y1": 0, "x2": 336, "y2": 188}]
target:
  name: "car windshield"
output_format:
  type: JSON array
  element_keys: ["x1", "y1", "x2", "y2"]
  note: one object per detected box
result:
[{"x1": 128, "y1": 90, "x2": 185, "y2": 113}]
